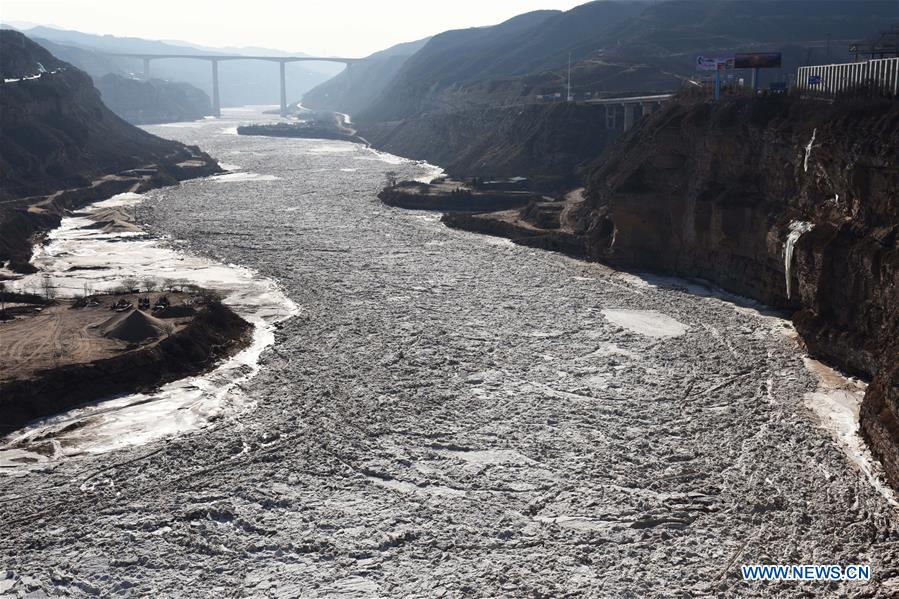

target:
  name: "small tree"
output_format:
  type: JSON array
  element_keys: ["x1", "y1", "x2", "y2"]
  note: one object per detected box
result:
[
  {"x1": 82, "y1": 281, "x2": 94, "y2": 298},
  {"x1": 121, "y1": 277, "x2": 138, "y2": 294},
  {"x1": 40, "y1": 274, "x2": 56, "y2": 301},
  {"x1": 143, "y1": 278, "x2": 158, "y2": 293},
  {"x1": 385, "y1": 171, "x2": 399, "y2": 187}
]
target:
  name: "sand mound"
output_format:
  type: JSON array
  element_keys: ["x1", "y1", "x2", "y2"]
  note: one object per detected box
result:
[
  {"x1": 101, "y1": 310, "x2": 173, "y2": 343},
  {"x1": 90, "y1": 207, "x2": 133, "y2": 222},
  {"x1": 80, "y1": 208, "x2": 143, "y2": 233},
  {"x1": 84, "y1": 219, "x2": 143, "y2": 233}
]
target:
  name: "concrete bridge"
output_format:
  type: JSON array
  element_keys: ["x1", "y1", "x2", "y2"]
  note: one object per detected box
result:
[
  {"x1": 107, "y1": 53, "x2": 359, "y2": 117},
  {"x1": 580, "y1": 94, "x2": 675, "y2": 131}
]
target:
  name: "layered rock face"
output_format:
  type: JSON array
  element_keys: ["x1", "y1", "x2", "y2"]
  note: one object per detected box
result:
[
  {"x1": 362, "y1": 103, "x2": 619, "y2": 188},
  {"x1": 582, "y1": 94, "x2": 899, "y2": 488}
]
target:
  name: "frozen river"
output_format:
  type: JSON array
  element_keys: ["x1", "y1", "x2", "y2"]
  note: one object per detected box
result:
[{"x1": 1, "y1": 107, "x2": 897, "y2": 597}]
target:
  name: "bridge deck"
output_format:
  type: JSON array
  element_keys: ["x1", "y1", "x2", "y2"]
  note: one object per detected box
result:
[
  {"x1": 107, "y1": 53, "x2": 357, "y2": 63},
  {"x1": 581, "y1": 93, "x2": 675, "y2": 105}
]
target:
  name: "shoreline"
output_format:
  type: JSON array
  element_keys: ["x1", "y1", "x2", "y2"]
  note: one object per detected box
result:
[
  {"x1": 1, "y1": 176, "x2": 298, "y2": 461},
  {"x1": 0, "y1": 293, "x2": 253, "y2": 435},
  {"x1": 0, "y1": 151, "x2": 295, "y2": 448},
  {"x1": 0, "y1": 147, "x2": 222, "y2": 274}
]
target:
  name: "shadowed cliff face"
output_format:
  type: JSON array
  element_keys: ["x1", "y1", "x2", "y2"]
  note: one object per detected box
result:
[
  {"x1": 362, "y1": 103, "x2": 620, "y2": 188},
  {"x1": 0, "y1": 30, "x2": 221, "y2": 271},
  {"x1": 0, "y1": 31, "x2": 187, "y2": 201},
  {"x1": 583, "y1": 94, "x2": 899, "y2": 489}
]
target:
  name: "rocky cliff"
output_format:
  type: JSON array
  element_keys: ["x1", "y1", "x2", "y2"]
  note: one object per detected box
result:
[
  {"x1": 361, "y1": 103, "x2": 620, "y2": 188},
  {"x1": 581, "y1": 93, "x2": 899, "y2": 489}
]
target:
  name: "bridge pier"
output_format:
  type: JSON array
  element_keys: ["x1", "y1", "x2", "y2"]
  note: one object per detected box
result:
[
  {"x1": 142, "y1": 57, "x2": 150, "y2": 81},
  {"x1": 605, "y1": 105, "x2": 616, "y2": 130},
  {"x1": 622, "y1": 103, "x2": 634, "y2": 131},
  {"x1": 279, "y1": 61, "x2": 287, "y2": 116},
  {"x1": 211, "y1": 59, "x2": 221, "y2": 118}
]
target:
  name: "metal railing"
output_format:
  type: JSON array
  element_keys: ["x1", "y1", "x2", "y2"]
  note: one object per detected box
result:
[{"x1": 796, "y1": 57, "x2": 899, "y2": 97}]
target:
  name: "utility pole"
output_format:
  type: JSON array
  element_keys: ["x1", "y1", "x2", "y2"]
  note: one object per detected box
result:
[{"x1": 567, "y1": 53, "x2": 572, "y2": 102}]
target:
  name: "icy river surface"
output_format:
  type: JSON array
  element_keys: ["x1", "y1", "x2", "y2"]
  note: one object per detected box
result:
[{"x1": 1, "y1": 107, "x2": 897, "y2": 597}]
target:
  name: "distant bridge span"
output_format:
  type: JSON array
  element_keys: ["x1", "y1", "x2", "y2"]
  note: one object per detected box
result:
[
  {"x1": 106, "y1": 53, "x2": 360, "y2": 117},
  {"x1": 580, "y1": 93, "x2": 675, "y2": 131}
]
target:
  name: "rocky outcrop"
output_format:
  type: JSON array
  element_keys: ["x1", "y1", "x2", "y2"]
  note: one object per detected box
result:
[
  {"x1": 0, "y1": 301, "x2": 251, "y2": 434},
  {"x1": 581, "y1": 94, "x2": 899, "y2": 489},
  {"x1": 379, "y1": 181, "x2": 539, "y2": 212}
]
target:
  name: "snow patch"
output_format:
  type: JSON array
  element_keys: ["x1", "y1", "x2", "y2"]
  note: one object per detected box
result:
[
  {"x1": 784, "y1": 221, "x2": 814, "y2": 299},
  {"x1": 601, "y1": 309, "x2": 688, "y2": 338},
  {"x1": 211, "y1": 172, "x2": 281, "y2": 183},
  {"x1": 437, "y1": 448, "x2": 535, "y2": 465},
  {"x1": 803, "y1": 128, "x2": 817, "y2": 173}
]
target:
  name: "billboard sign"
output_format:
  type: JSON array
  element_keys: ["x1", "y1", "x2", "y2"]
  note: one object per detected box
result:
[
  {"x1": 696, "y1": 54, "x2": 735, "y2": 71},
  {"x1": 734, "y1": 52, "x2": 783, "y2": 69}
]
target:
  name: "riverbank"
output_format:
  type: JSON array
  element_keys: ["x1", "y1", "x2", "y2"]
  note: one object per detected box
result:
[
  {"x1": 0, "y1": 148, "x2": 221, "y2": 273},
  {"x1": 0, "y1": 291, "x2": 252, "y2": 435},
  {"x1": 440, "y1": 188, "x2": 591, "y2": 257}
]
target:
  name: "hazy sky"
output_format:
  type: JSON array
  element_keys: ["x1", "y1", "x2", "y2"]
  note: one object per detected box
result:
[{"x1": 2, "y1": 0, "x2": 591, "y2": 57}]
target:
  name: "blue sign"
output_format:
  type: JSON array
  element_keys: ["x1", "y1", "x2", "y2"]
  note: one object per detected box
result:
[{"x1": 808, "y1": 75, "x2": 822, "y2": 86}]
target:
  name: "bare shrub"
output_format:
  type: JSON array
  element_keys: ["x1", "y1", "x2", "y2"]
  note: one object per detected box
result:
[
  {"x1": 121, "y1": 277, "x2": 138, "y2": 293},
  {"x1": 40, "y1": 274, "x2": 56, "y2": 300}
]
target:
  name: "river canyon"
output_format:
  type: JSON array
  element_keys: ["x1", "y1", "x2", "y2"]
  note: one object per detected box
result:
[{"x1": 1, "y1": 107, "x2": 897, "y2": 597}]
